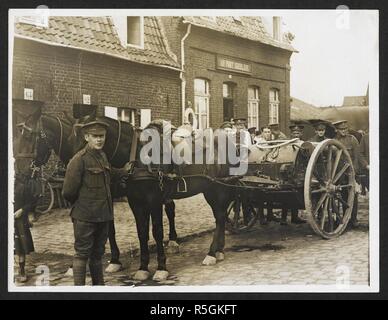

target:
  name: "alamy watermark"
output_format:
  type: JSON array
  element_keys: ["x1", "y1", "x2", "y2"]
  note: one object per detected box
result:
[{"x1": 139, "y1": 121, "x2": 250, "y2": 176}]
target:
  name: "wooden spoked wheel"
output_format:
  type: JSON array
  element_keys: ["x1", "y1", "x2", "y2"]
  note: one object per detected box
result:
[
  {"x1": 304, "y1": 139, "x2": 356, "y2": 239},
  {"x1": 226, "y1": 182, "x2": 259, "y2": 234}
]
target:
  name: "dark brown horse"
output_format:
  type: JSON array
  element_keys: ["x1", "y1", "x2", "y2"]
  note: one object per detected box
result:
[
  {"x1": 14, "y1": 113, "x2": 178, "y2": 275},
  {"x1": 69, "y1": 116, "x2": 238, "y2": 281},
  {"x1": 17, "y1": 114, "x2": 236, "y2": 282}
]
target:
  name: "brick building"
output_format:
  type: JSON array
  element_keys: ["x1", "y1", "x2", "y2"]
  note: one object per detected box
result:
[
  {"x1": 12, "y1": 16, "x2": 181, "y2": 128},
  {"x1": 12, "y1": 15, "x2": 296, "y2": 134},
  {"x1": 160, "y1": 16, "x2": 297, "y2": 133}
]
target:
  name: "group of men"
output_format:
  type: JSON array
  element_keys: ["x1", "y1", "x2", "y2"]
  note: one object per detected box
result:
[
  {"x1": 15, "y1": 115, "x2": 369, "y2": 286},
  {"x1": 235, "y1": 118, "x2": 369, "y2": 226}
]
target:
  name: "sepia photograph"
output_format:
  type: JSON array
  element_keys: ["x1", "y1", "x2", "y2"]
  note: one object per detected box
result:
[{"x1": 7, "y1": 8, "x2": 379, "y2": 293}]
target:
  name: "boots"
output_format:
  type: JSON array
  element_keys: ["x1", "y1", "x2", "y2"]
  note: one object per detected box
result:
[
  {"x1": 73, "y1": 257, "x2": 87, "y2": 286},
  {"x1": 280, "y1": 209, "x2": 288, "y2": 226},
  {"x1": 291, "y1": 209, "x2": 306, "y2": 224},
  {"x1": 89, "y1": 259, "x2": 105, "y2": 286}
]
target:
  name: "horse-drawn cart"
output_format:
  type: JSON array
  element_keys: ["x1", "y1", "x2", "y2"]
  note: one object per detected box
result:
[{"x1": 226, "y1": 138, "x2": 357, "y2": 239}]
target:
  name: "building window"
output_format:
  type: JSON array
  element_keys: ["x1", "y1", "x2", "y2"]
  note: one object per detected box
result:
[
  {"x1": 104, "y1": 106, "x2": 136, "y2": 126},
  {"x1": 194, "y1": 78, "x2": 210, "y2": 129},
  {"x1": 112, "y1": 16, "x2": 144, "y2": 48},
  {"x1": 248, "y1": 87, "x2": 260, "y2": 129},
  {"x1": 127, "y1": 17, "x2": 142, "y2": 47},
  {"x1": 269, "y1": 89, "x2": 280, "y2": 124}
]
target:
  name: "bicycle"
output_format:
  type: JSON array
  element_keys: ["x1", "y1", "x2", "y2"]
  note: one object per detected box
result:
[{"x1": 34, "y1": 166, "x2": 55, "y2": 215}]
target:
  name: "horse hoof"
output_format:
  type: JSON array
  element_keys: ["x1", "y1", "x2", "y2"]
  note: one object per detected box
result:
[
  {"x1": 64, "y1": 267, "x2": 73, "y2": 277},
  {"x1": 105, "y1": 263, "x2": 122, "y2": 273},
  {"x1": 133, "y1": 270, "x2": 150, "y2": 281},
  {"x1": 216, "y1": 252, "x2": 225, "y2": 262},
  {"x1": 166, "y1": 241, "x2": 180, "y2": 254},
  {"x1": 18, "y1": 275, "x2": 28, "y2": 283},
  {"x1": 202, "y1": 255, "x2": 217, "y2": 266},
  {"x1": 153, "y1": 270, "x2": 169, "y2": 282}
]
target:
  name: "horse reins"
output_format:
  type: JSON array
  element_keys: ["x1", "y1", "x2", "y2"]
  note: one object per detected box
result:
[
  {"x1": 55, "y1": 116, "x2": 64, "y2": 160},
  {"x1": 110, "y1": 119, "x2": 122, "y2": 162}
]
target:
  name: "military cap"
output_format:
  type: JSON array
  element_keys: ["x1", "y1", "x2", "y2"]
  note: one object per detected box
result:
[
  {"x1": 313, "y1": 122, "x2": 327, "y2": 130},
  {"x1": 333, "y1": 120, "x2": 348, "y2": 130},
  {"x1": 268, "y1": 123, "x2": 280, "y2": 129},
  {"x1": 220, "y1": 121, "x2": 234, "y2": 129},
  {"x1": 289, "y1": 124, "x2": 304, "y2": 132},
  {"x1": 82, "y1": 120, "x2": 109, "y2": 134},
  {"x1": 248, "y1": 127, "x2": 257, "y2": 134},
  {"x1": 233, "y1": 118, "x2": 247, "y2": 125}
]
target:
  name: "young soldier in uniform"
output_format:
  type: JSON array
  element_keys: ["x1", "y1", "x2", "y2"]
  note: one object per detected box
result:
[
  {"x1": 309, "y1": 122, "x2": 327, "y2": 142},
  {"x1": 289, "y1": 124, "x2": 304, "y2": 140},
  {"x1": 359, "y1": 132, "x2": 369, "y2": 194},
  {"x1": 254, "y1": 125, "x2": 272, "y2": 144},
  {"x1": 333, "y1": 120, "x2": 361, "y2": 227},
  {"x1": 281, "y1": 124, "x2": 306, "y2": 225},
  {"x1": 63, "y1": 120, "x2": 129, "y2": 286}
]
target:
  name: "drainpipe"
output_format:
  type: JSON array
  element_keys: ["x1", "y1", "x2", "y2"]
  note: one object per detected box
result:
[{"x1": 180, "y1": 23, "x2": 191, "y2": 124}]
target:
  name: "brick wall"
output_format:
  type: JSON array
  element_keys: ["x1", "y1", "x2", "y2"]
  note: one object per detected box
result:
[
  {"x1": 12, "y1": 38, "x2": 182, "y2": 126},
  {"x1": 161, "y1": 21, "x2": 293, "y2": 134}
]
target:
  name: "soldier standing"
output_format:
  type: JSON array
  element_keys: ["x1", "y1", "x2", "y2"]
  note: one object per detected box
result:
[
  {"x1": 333, "y1": 120, "x2": 361, "y2": 227},
  {"x1": 63, "y1": 120, "x2": 128, "y2": 286}
]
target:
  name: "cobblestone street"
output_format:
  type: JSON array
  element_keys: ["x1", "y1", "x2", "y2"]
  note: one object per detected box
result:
[{"x1": 14, "y1": 194, "x2": 370, "y2": 287}]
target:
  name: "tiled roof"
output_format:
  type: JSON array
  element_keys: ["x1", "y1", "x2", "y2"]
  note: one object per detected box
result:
[
  {"x1": 342, "y1": 96, "x2": 368, "y2": 107},
  {"x1": 14, "y1": 16, "x2": 180, "y2": 69},
  {"x1": 182, "y1": 16, "x2": 296, "y2": 52}
]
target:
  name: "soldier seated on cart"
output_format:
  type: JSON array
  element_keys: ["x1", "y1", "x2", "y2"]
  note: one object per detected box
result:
[
  {"x1": 268, "y1": 123, "x2": 287, "y2": 140},
  {"x1": 253, "y1": 125, "x2": 272, "y2": 144},
  {"x1": 281, "y1": 124, "x2": 306, "y2": 225},
  {"x1": 309, "y1": 122, "x2": 328, "y2": 143}
]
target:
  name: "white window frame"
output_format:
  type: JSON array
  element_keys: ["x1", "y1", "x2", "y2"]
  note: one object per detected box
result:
[
  {"x1": 248, "y1": 87, "x2": 260, "y2": 129},
  {"x1": 194, "y1": 79, "x2": 210, "y2": 130},
  {"x1": 269, "y1": 89, "x2": 280, "y2": 125},
  {"x1": 104, "y1": 106, "x2": 136, "y2": 125},
  {"x1": 111, "y1": 16, "x2": 144, "y2": 49}
]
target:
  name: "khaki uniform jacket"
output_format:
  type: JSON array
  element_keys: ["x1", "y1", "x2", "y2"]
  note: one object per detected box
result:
[
  {"x1": 335, "y1": 134, "x2": 361, "y2": 173},
  {"x1": 62, "y1": 146, "x2": 126, "y2": 223},
  {"x1": 359, "y1": 133, "x2": 369, "y2": 170}
]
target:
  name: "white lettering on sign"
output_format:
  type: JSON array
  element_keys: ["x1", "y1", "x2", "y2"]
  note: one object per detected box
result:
[
  {"x1": 218, "y1": 57, "x2": 251, "y2": 74},
  {"x1": 24, "y1": 88, "x2": 33, "y2": 100}
]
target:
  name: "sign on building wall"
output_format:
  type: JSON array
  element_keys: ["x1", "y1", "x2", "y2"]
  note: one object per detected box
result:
[{"x1": 216, "y1": 55, "x2": 252, "y2": 75}]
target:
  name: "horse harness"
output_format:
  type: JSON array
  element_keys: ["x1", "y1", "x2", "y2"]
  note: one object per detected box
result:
[{"x1": 16, "y1": 115, "x2": 64, "y2": 169}]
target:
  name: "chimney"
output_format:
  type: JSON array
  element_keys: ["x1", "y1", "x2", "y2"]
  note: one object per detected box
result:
[{"x1": 273, "y1": 17, "x2": 281, "y2": 41}]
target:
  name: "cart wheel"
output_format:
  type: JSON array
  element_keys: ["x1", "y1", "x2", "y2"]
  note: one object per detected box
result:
[
  {"x1": 226, "y1": 197, "x2": 259, "y2": 234},
  {"x1": 304, "y1": 139, "x2": 356, "y2": 239}
]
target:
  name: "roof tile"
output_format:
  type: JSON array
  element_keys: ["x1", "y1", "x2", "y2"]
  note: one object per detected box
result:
[
  {"x1": 14, "y1": 16, "x2": 179, "y2": 69},
  {"x1": 182, "y1": 16, "x2": 296, "y2": 52}
]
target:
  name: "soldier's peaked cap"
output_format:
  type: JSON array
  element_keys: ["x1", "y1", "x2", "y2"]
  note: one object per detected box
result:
[
  {"x1": 82, "y1": 120, "x2": 109, "y2": 134},
  {"x1": 313, "y1": 122, "x2": 327, "y2": 130},
  {"x1": 289, "y1": 124, "x2": 304, "y2": 131},
  {"x1": 333, "y1": 120, "x2": 348, "y2": 129},
  {"x1": 268, "y1": 123, "x2": 280, "y2": 128}
]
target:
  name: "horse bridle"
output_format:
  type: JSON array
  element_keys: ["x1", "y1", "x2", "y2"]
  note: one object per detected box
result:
[{"x1": 16, "y1": 115, "x2": 64, "y2": 166}]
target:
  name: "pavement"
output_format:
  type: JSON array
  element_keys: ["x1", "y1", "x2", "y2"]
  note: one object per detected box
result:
[{"x1": 14, "y1": 194, "x2": 370, "y2": 287}]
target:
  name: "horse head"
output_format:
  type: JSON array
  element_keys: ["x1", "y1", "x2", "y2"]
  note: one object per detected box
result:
[{"x1": 15, "y1": 111, "x2": 50, "y2": 173}]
